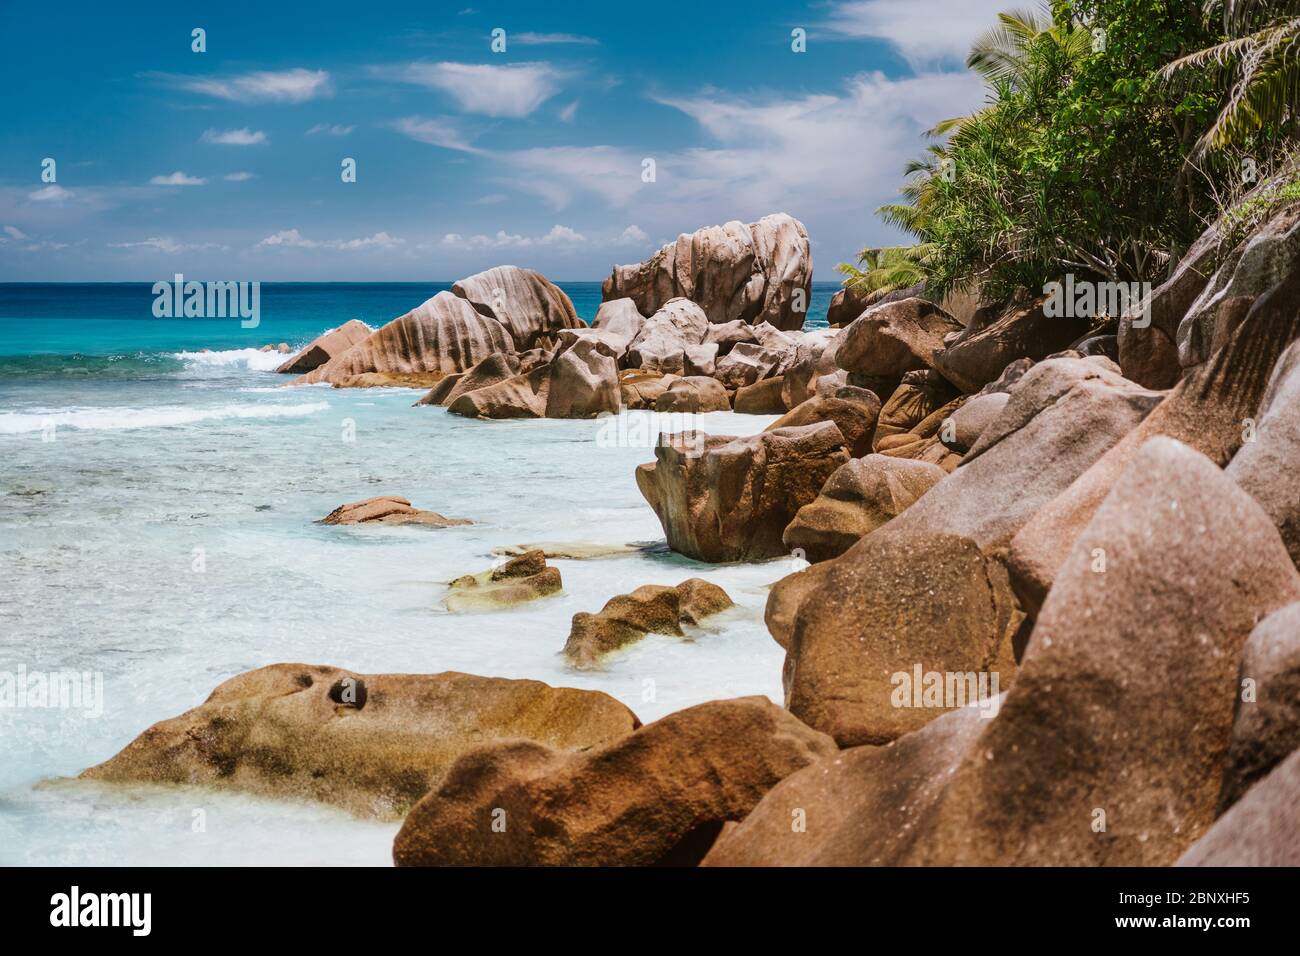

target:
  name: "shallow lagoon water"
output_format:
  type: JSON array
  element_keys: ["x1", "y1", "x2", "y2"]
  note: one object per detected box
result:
[{"x1": 0, "y1": 313, "x2": 798, "y2": 865}]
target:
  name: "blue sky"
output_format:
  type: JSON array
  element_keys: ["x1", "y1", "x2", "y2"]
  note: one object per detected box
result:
[{"x1": 0, "y1": 0, "x2": 1006, "y2": 281}]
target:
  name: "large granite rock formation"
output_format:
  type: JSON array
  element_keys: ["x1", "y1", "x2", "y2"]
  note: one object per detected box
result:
[{"x1": 603, "y1": 214, "x2": 813, "y2": 331}]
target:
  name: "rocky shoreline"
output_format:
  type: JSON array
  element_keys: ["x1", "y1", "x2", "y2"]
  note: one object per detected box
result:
[{"x1": 82, "y1": 205, "x2": 1300, "y2": 866}]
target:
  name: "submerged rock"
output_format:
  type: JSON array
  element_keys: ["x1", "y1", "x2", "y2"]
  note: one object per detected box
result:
[
  {"x1": 563, "y1": 578, "x2": 733, "y2": 669},
  {"x1": 319, "y1": 495, "x2": 471, "y2": 527},
  {"x1": 82, "y1": 664, "x2": 638, "y2": 820},
  {"x1": 443, "y1": 549, "x2": 563, "y2": 612},
  {"x1": 392, "y1": 697, "x2": 834, "y2": 866}
]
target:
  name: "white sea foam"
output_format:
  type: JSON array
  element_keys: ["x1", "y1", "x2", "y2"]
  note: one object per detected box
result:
[
  {"x1": 0, "y1": 401, "x2": 329, "y2": 434},
  {"x1": 173, "y1": 348, "x2": 288, "y2": 372}
]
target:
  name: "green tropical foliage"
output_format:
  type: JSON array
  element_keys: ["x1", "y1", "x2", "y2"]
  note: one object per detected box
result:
[
  {"x1": 1162, "y1": 1, "x2": 1300, "y2": 156},
  {"x1": 840, "y1": 0, "x2": 1226, "y2": 306}
]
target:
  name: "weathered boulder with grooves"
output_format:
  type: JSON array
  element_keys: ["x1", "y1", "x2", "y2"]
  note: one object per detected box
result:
[
  {"x1": 825, "y1": 283, "x2": 875, "y2": 328},
  {"x1": 780, "y1": 329, "x2": 841, "y2": 409},
  {"x1": 871, "y1": 370, "x2": 960, "y2": 449},
  {"x1": 416, "y1": 351, "x2": 519, "y2": 407},
  {"x1": 618, "y1": 370, "x2": 679, "y2": 410},
  {"x1": 452, "y1": 265, "x2": 583, "y2": 350},
  {"x1": 635, "y1": 423, "x2": 849, "y2": 562},
  {"x1": 296, "y1": 292, "x2": 513, "y2": 385},
  {"x1": 765, "y1": 386, "x2": 881, "y2": 458},
  {"x1": 443, "y1": 550, "x2": 562, "y2": 611},
  {"x1": 707, "y1": 438, "x2": 1300, "y2": 865},
  {"x1": 447, "y1": 341, "x2": 619, "y2": 420},
  {"x1": 932, "y1": 299, "x2": 1093, "y2": 393},
  {"x1": 1218, "y1": 602, "x2": 1300, "y2": 810},
  {"x1": 713, "y1": 342, "x2": 788, "y2": 389},
  {"x1": 603, "y1": 213, "x2": 813, "y2": 331},
  {"x1": 894, "y1": 357, "x2": 1162, "y2": 552},
  {"x1": 682, "y1": 343, "x2": 718, "y2": 377},
  {"x1": 1226, "y1": 337, "x2": 1300, "y2": 566},
  {"x1": 940, "y1": 390, "x2": 1009, "y2": 452},
  {"x1": 835, "y1": 297, "x2": 963, "y2": 379},
  {"x1": 448, "y1": 365, "x2": 549, "y2": 419},
  {"x1": 556, "y1": 297, "x2": 645, "y2": 362},
  {"x1": 1118, "y1": 225, "x2": 1219, "y2": 389},
  {"x1": 783, "y1": 455, "x2": 946, "y2": 562},
  {"x1": 393, "y1": 697, "x2": 836, "y2": 866},
  {"x1": 545, "y1": 339, "x2": 621, "y2": 418},
  {"x1": 704, "y1": 319, "x2": 759, "y2": 354},
  {"x1": 318, "y1": 495, "x2": 471, "y2": 527},
  {"x1": 655, "y1": 376, "x2": 730, "y2": 414},
  {"x1": 82, "y1": 664, "x2": 639, "y2": 820},
  {"x1": 1005, "y1": 263, "x2": 1300, "y2": 614},
  {"x1": 277, "y1": 319, "x2": 372, "y2": 373},
  {"x1": 732, "y1": 377, "x2": 786, "y2": 414},
  {"x1": 1178, "y1": 748, "x2": 1300, "y2": 866},
  {"x1": 563, "y1": 578, "x2": 733, "y2": 669},
  {"x1": 625, "y1": 298, "x2": 710, "y2": 374},
  {"x1": 1178, "y1": 205, "x2": 1300, "y2": 372},
  {"x1": 766, "y1": 356, "x2": 1162, "y2": 706}
]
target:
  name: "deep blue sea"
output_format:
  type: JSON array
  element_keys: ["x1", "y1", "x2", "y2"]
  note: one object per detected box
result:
[
  {"x1": 0, "y1": 280, "x2": 824, "y2": 865},
  {"x1": 0, "y1": 281, "x2": 836, "y2": 361}
]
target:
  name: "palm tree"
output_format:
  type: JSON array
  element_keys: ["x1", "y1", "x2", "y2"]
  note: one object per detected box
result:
[
  {"x1": 1162, "y1": 0, "x2": 1300, "y2": 156},
  {"x1": 843, "y1": 5, "x2": 1092, "y2": 299}
]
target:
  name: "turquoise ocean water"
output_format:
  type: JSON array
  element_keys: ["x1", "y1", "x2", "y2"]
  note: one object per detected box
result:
[{"x1": 0, "y1": 282, "x2": 833, "y2": 865}]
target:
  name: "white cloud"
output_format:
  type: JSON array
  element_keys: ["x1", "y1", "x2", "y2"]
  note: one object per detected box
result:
[
  {"x1": 391, "y1": 116, "x2": 479, "y2": 153},
  {"x1": 4, "y1": 225, "x2": 30, "y2": 241},
  {"x1": 648, "y1": 70, "x2": 984, "y2": 214},
  {"x1": 257, "y1": 229, "x2": 403, "y2": 250},
  {"x1": 438, "y1": 225, "x2": 585, "y2": 249},
  {"x1": 306, "y1": 123, "x2": 355, "y2": 136},
  {"x1": 29, "y1": 185, "x2": 73, "y2": 202},
  {"x1": 501, "y1": 145, "x2": 647, "y2": 208},
  {"x1": 385, "y1": 62, "x2": 568, "y2": 117},
  {"x1": 168, "y1": 68, "x2": 332, "y2": 104},
  {"x1": 473, "y1": 193, "x2": 508, "y2": 204},
  {"x1": 513, "y1": 33, "x2": 599, "y2": 46},
  {"x1": 224, "y1": 172, "x2": 256, "y2": 182},
  {"x1": 820, "y1": 0, "x2": 1006, "y2": 67},
  {"x1": 149, "y1": 171, "x2": 207, "y2": 186},
  {"x1": 542, "y1": 224, "x2": 584, "y2": 243},
  {"x1": 617, "y1": 225, "x2": 649, "y2": 244},
  {"x1": 558, "y1": 100, "x2": 579, "y2": 123},
  {"x1": 201, "y1": 127, "x2": 268, "y2": 145},
  {"x1": 108, "y1": 236, "x2": 228, "y2": 253}
]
